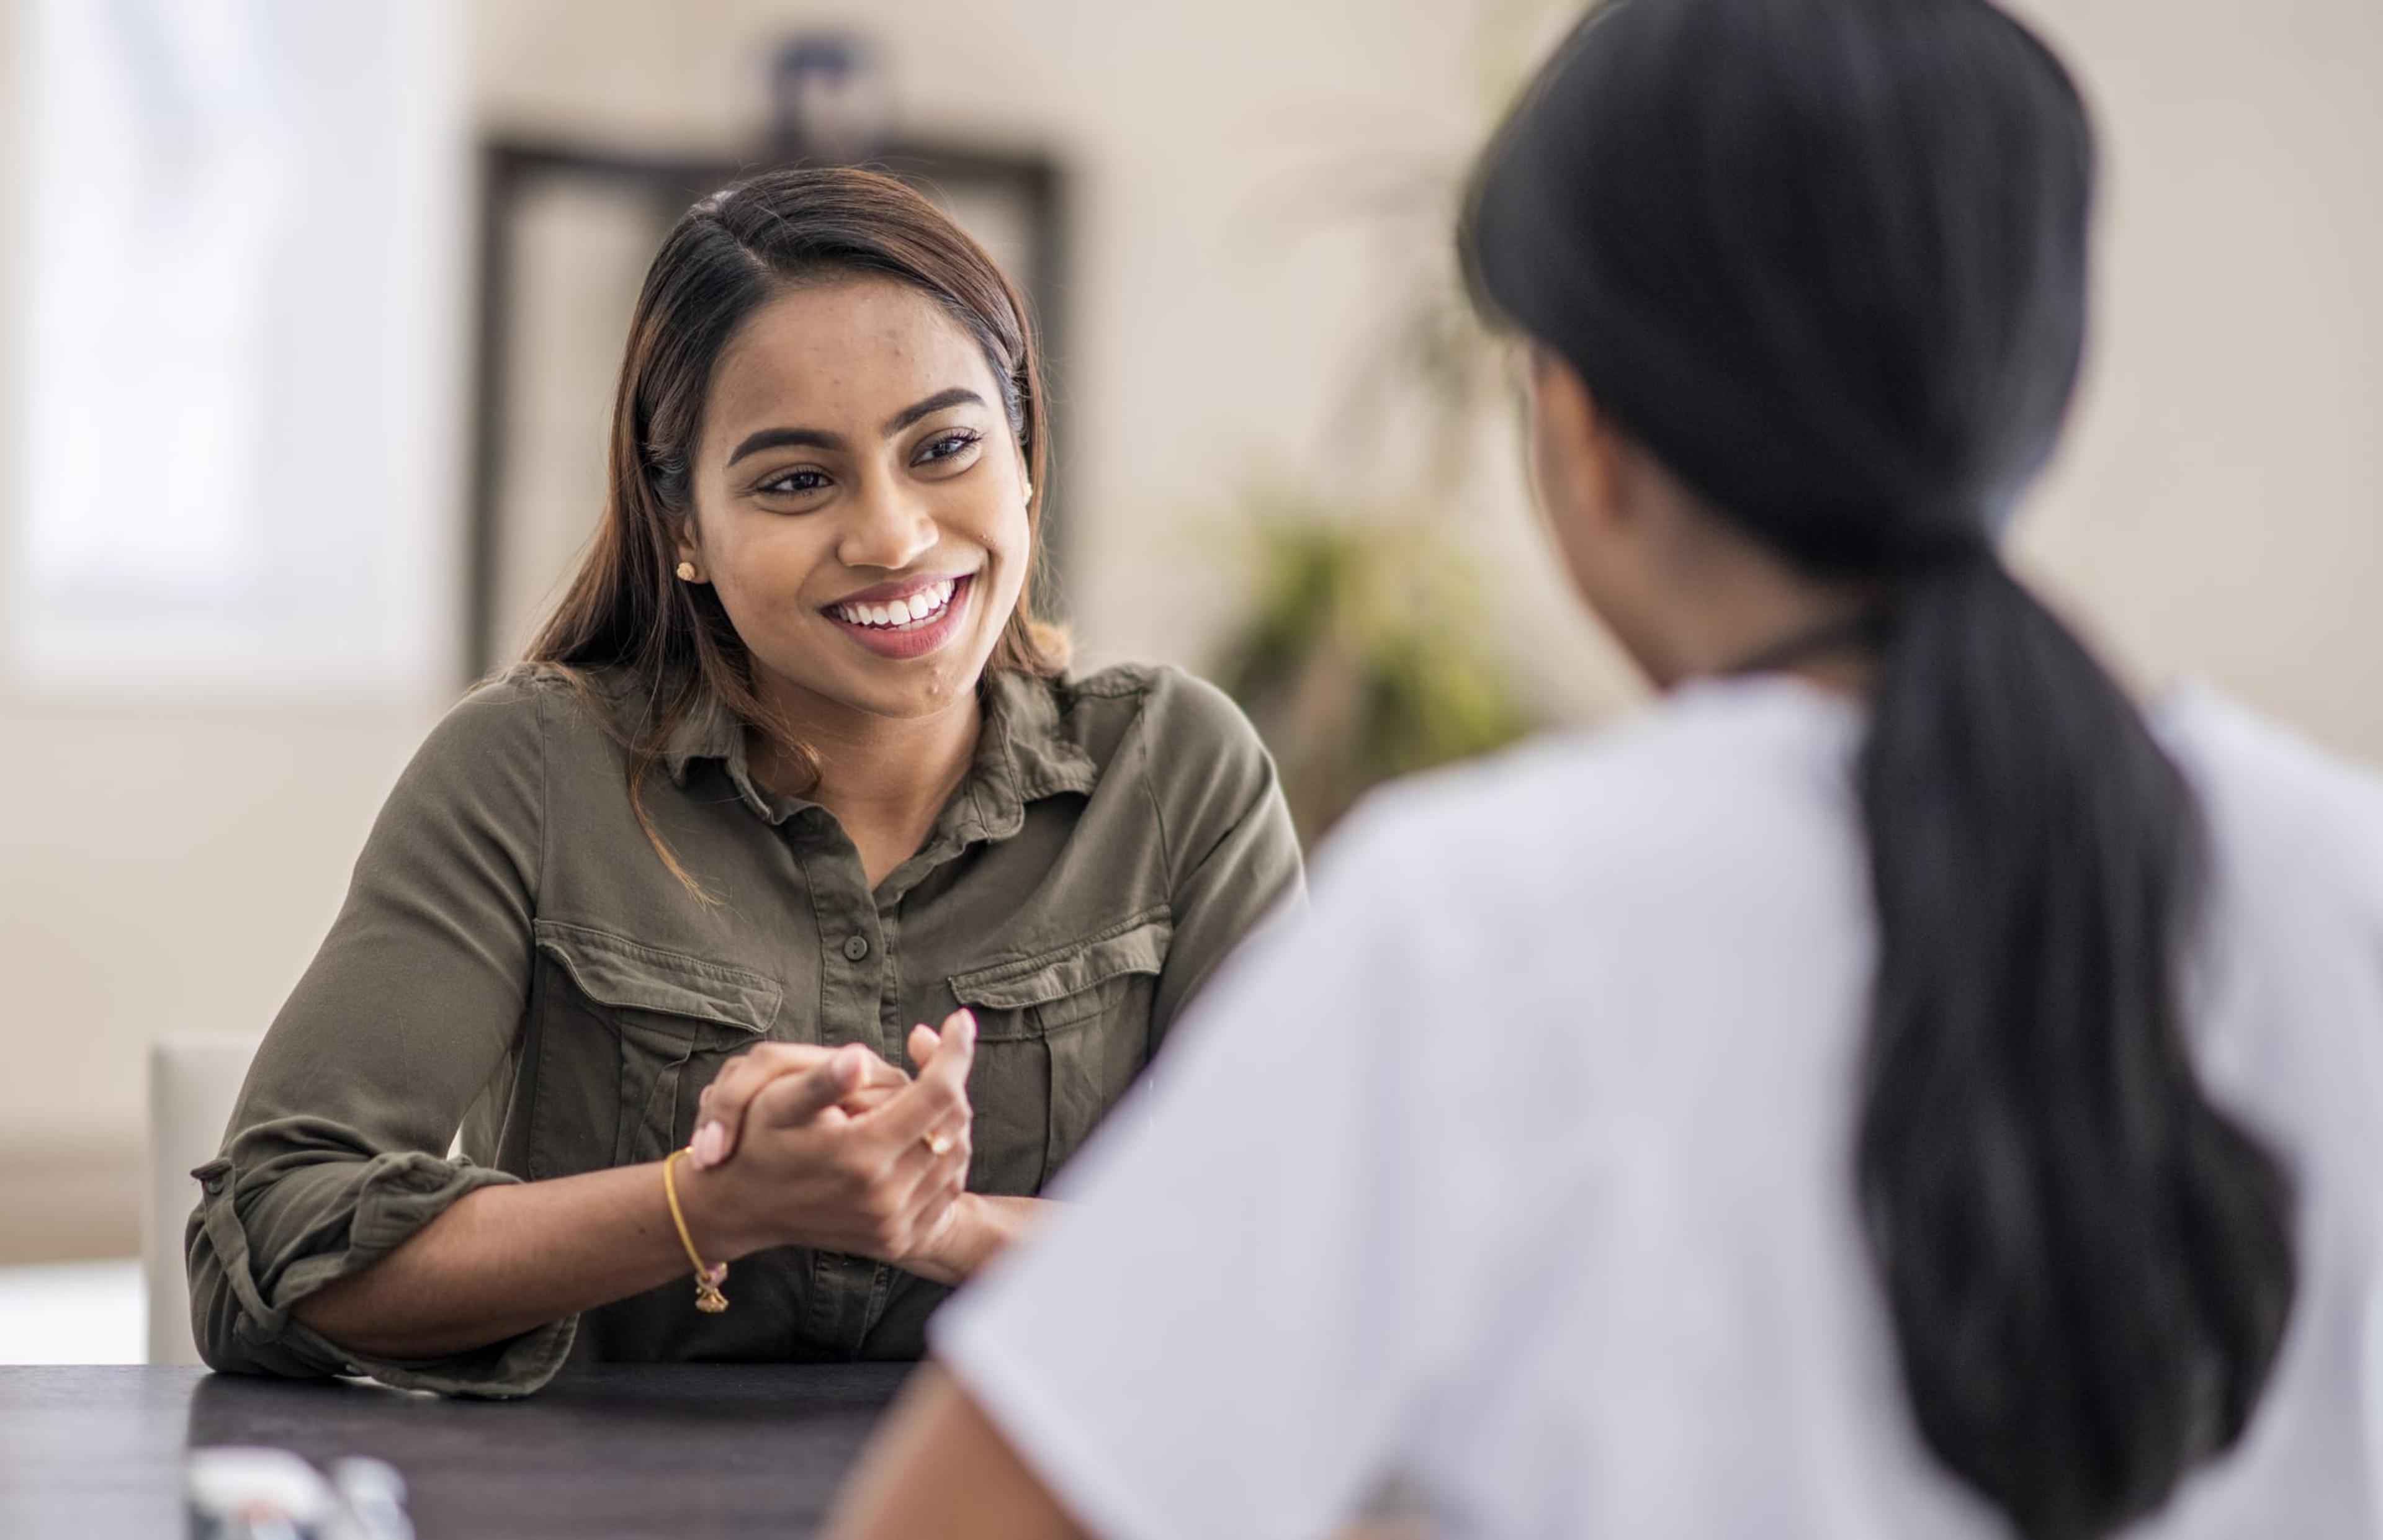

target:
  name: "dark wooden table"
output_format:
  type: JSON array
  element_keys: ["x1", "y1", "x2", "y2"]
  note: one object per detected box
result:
[{"x1": 0, "y1": 1363, "x2": 911, "y2": 1538}]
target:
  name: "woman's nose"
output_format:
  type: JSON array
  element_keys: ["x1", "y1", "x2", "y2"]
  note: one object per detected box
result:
[{"x1": 837, "y1": 478, "x2": 938, "y2": 571}]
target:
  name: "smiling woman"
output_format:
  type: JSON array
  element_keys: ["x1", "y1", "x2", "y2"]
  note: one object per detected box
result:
[{"x1": 184, "y1": 169, "x2": 1304, "y2": 1396}]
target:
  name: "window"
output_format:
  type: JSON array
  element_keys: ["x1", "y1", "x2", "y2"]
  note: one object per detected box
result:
[{"x1": 9, "y1": 0, "x2": 465, "y2": 698}]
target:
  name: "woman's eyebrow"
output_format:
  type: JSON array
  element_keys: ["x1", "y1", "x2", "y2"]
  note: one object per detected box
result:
[
  {"x1": 882, "y1": 387, "x2": 985, "y2": 435},
  {"x1": 724, "y1": 388, "x2": 986, "y2": 468},
  {"x1": 726, "y1": 426, "x2": 845, "y2": 466}
]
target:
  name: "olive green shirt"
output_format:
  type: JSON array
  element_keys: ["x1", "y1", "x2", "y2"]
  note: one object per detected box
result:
[{"x1": 187, "y1": 661, "x2": 1301, "y2": 1397}]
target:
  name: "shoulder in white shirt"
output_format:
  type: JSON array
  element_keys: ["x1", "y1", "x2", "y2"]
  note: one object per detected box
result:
[{"x1": 935, "y1": 677, "x2": 2383, "y2": 1540}]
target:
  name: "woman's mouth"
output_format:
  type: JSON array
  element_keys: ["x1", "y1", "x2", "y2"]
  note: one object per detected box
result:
[{"x1": 822, "y1": 573, "x2": 974, "y2": 660}]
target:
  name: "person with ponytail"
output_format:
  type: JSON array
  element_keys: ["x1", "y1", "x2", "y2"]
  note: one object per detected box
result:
[{"x1": 827, "y1": 1, "x2": 2383, "y2": 1536}]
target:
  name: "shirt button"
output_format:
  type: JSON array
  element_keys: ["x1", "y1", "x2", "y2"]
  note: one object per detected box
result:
[{"x1": 842, "y1": 934, "x2": 871, "y2": 962}]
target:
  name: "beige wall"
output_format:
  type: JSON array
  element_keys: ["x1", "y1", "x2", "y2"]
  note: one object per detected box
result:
[
  {"x1": 0, "y1": 707, "x2": 436, "y2": 1258},
  {"x1": 0, "y1": 0, "x2": 2376, "y2": 1262},
  {"x1": 2012, "y1": 0, "x2": 2383, "y2": 756}
]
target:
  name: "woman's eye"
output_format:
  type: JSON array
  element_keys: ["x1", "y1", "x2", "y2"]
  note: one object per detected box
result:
[
  {"x1": 918, "y1": 431, "x2": 980, "y2": 465},
  {"x1": 759, "y1": 468, "x2": 830, "y2": 496}
]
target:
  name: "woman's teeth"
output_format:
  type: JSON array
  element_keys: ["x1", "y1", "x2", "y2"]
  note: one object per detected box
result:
[{"x1": 830, "y1": 578, "x2": 959, "y2": 630}]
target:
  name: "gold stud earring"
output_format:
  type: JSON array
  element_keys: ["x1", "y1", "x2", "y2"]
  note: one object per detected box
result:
[
  {"x1": 1021, "y1": 479, "x2": 1034, "y2": 503},
  {"x1": 675, "y1": 561, "x2": 697, "y2": 582}
]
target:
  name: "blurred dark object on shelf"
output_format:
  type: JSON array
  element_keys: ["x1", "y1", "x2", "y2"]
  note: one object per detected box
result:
[{"x1": 771, "y1": 34, "x2": 892, "y2": 161}]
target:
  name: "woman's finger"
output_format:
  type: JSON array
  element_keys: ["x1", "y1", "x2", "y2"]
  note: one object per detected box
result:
[
  {"x1": 745, "y1": 1048, "x2": 872, "y2": 1137},
  {"x1": 886, "y1": 1127, "x2": 974, "y2": 1240},
  {"x1": 843, "y1": 1080, "x2": 907, "y2": 1116},
  {"x1": 695, "y1": 1043, "x2": 899, "y2": 1166},
  {"x1": 692, "y1": 1045, "x2": 797, "y2": 1166},
  {"x1": 865, "y1": 1011, "x2": 977, "y2": 1152}
]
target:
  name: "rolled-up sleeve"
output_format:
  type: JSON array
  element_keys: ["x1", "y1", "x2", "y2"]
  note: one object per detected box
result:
[{"x1": 185, "y1": 669, "x2": 572, "y2": 1396}]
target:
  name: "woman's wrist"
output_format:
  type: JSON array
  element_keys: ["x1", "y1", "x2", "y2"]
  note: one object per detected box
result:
[
  {"x1": 897, "y1": 1192, "x2": 992, "y2": 1287},
  {"x1": 670, "y1": 1155, "x2": 770, "y2": 1264},
  {"x1": 900, "y1": 1193, "x2": 1053, "y2": 1286}
]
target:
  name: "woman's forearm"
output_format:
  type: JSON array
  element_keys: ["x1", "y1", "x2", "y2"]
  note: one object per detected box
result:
[
  {"x1": 291, "y1": 1157, "x2": 743, "y2": 1361},
  {"x1": 297, "y1": 1181, "x2": 1041, "y2": 1359},
  {"x1": 293, "y1": 1048, "x2": 1013, "y2": 1362}
]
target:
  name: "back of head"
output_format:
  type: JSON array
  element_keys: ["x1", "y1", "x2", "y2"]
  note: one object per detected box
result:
[{"x1": 1464, "y1": 2, "x2": 2296, "y2": 1534}]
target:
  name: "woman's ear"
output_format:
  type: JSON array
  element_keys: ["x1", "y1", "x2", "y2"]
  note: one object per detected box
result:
[
  {"x1": 671, "y1": 517, "x2": 707, "y2": 583},
  {"x1": 1527, "y1": 348, "x2": 1632, "y2": 537}
]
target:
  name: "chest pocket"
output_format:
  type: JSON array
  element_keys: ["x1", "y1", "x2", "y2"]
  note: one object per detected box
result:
[
  {"x1": 949, "y1": 909, "x2": 1172, "y2": 1194},
  {"x1": 532, "y1": 920, "x2": 781, "y2": 1171}
]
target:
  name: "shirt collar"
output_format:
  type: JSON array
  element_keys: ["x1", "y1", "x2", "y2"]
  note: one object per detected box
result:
[
  {"x1": 658, "y1": 683, "x2": 745, "y2": 788},
  {"x1": 657, "y1": 668, "x2": 1102, "y2": 836}
]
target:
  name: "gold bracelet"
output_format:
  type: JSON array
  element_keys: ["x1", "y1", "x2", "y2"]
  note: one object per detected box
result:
[{"x1": 662, "y1": 1147, "x2": 729, "y2": 1314}]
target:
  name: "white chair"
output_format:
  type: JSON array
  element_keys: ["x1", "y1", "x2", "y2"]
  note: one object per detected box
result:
[{"x1": 145, "y1": 1034, "x2": 264, "y2": 1365}]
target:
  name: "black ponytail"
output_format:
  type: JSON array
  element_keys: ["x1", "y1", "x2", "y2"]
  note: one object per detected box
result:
[
  {"x1": 1859, "y1": 556, "x2": 2293, "y2": 1537},
  {"x1": 1463, "y1": 2, "x2": 2297, "y2": 1534}
]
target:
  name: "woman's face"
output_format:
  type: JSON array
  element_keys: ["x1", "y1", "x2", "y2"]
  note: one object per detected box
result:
[{"x1": 678, "y1": 275, "x2": 1030, "y2": 727}]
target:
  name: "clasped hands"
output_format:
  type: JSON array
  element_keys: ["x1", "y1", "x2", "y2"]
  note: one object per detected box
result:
[{"x1": 677, "y1": 1010, "x2": 981, "y2": 1286}]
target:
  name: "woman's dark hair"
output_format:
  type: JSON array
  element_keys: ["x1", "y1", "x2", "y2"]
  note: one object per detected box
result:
[
  {"x1": 526, "y1": 166, "x2": 1067, "y2": 891},
  {"x1": 1463, "y1": 2, "x2": 2294, "y2": 1534}
]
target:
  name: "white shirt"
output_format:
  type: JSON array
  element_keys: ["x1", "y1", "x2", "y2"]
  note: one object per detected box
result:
[{"x1": 935, "y1": 676, "x2": 2383, "y2": 1540}]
